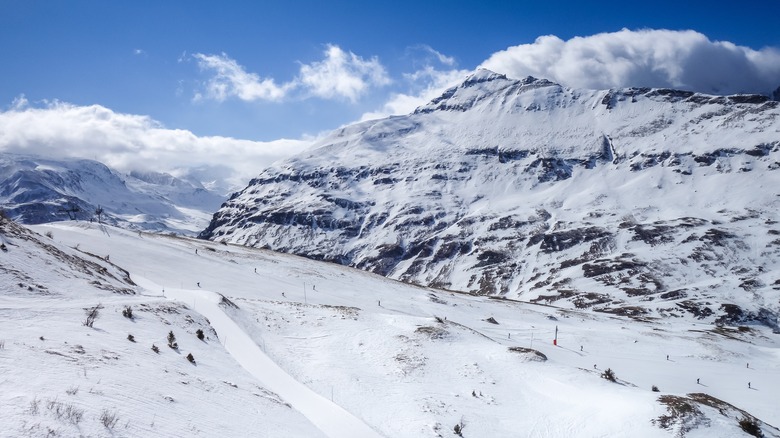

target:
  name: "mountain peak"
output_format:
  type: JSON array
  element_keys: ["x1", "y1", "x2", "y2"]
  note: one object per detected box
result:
[
  {"x1": 461, "y1": 68, "x2": 508, "y2": 86},
  {"x1": 415, "y1": 70, "x2": 560, "y2": 115}
]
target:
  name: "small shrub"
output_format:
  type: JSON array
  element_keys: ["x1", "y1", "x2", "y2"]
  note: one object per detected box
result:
[
  {"x1": 83, "y1": 304, "x2": 103, "y2": 328},
  {"x1": 64, "y1": 404, "x2": 84, "y2": 424},
  {"x1": 739, "y1": 417, "x2": 762, "y2": 437},
  {"x1": 196, "y1": 329, "x2": 204, "y2": 340},
  {"x1": 65, "y1": 386, "x2": 79, "y2": 396},
  {"x1": 127, "y1": 334, "x2": 135, "y2": 342},
  {"x1": 28, "y1": 397, "x2": 40, "y2": 415},
  {"x1": 151, "y1": 344, "x2": 160, "y2": 354},
  {"x1": 0, "y1": 339, "x2": 4, "y2": 349},
  {"x1": 167, "y1": 331, "x2": 177, "y2": 349},
  {"x1": 46, "y1": 398, "x2": 83, "y2": 425},
  {"x1": 45, "y1": 231, "x2": 53, "y2": 239},
  {"x1": 602, "y1": 368, "x2": 617, "y2": 382},
  {"x1": 122, "y1": 306, "x2": 133, "y2": 319},
  {"x1": 652, "y1": 385, "x2": 660, "y2": 392},
  {"x1": 100, "y1": 409, "x2": 119, "y2": 429},
  {"x1": 186, "y1": 353, "x2": 195, "y2": 364},
  {"x1": 453, "y1": 419, "x2": 465, "y2": 436}
]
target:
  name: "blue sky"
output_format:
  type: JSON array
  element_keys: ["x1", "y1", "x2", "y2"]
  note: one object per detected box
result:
[{"x1": 1, "y1": 0, "x2": 779, "y2": 188}]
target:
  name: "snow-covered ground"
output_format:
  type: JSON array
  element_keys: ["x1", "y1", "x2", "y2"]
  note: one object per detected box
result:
[{"x1": 2, "y1": 219, "x2": 778, "y2": 437}]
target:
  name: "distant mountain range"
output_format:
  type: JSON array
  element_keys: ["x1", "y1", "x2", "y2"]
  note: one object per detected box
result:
[
  {"x1": 200, "y1": 70, "x2": 780, "y2": 329},
  {"x1": 0, "y1": 153, "x2": 225, "y2": 234}
]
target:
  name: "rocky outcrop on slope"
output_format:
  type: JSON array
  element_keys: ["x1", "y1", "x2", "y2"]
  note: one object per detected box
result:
[{"x1": 201, "y1": 70, "x2": 780, "y2": 328}]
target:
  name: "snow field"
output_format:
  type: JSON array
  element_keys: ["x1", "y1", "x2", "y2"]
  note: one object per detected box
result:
[
  {"x1": 0, "y1": 298, "x2": 323, "y2": 437},
  {"x1": 4, "y1": 220, "x2": 778, "y2": 437}
]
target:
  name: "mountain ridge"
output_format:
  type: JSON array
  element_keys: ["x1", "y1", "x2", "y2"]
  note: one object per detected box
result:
[
  {"x1": 200, "y1": 70, "x2": 780, "y2": 328},
  {"x1": 0, "y1": 153, "x2": 226, "y2": 234}
]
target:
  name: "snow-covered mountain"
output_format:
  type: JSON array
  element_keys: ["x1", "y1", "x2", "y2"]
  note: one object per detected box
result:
[
  {"x1": 201, "y1": 70, "x2": 780, "y2": 329},
  {"x1": 2, "y1": 218, "x2": 778, "y2": 437},
  {"x1": 0, "y1": 153, "x2": 225, "y2": 234}
]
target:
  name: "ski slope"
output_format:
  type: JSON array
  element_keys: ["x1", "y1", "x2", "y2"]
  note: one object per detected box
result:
[
  {"x1": 1, "y1": 219, "x2": 778, "y2": 437},
  {"x1": 142, "y1": 279, "x2": 381, "y2": 438}
]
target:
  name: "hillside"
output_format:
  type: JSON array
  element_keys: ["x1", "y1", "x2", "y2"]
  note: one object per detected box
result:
[
  {"x1": 200, "y1": 70, "x2": 780, "y2": 329},
  {"x1": 1, "y1": 218, "x2": 778, "y2": 436}
]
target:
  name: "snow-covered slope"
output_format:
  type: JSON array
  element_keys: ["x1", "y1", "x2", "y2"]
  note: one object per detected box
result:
[
  {"x1": 201, "y1": 70, "x2": 780, "y2": 329},
  {"x1": 0, "y1": 153, "x2": 225, "y2": 234},
  {"x1": 2, "y1": 218, "x2": 778, "y2": 437}
]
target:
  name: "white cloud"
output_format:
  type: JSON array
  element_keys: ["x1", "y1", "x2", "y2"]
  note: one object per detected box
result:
[
  {"x1": 133, "y1": 48, "x2": 145, "y2": 56},
  {"x1": 0, "y1": 100, "x2": 310, "y2": 192},
  {"x1": 194, "y1": 45, "x2": 390, "y2": 103},
  {"x1": 194, "y1": 53, "x2": 291, "y2": 102},
  {"x1": 298, "y1": 45, "x2": 390, "y2": 102},
  {"x1": 480, "y1": 29, "x2": 780, "y2": 95}
]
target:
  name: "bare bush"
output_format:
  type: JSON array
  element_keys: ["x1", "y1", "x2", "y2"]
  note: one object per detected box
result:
[
  {"x1": 602, "y1": 368, "x2": 617, "y2": 382},
  {"x1": 151, "y1": 344, "x2": 160, "y2": 354},
  {"x1": 122, "y1": 306, "x2": 133, "y2": 319},
  {"x1": 46, "y1": 398, "x2": 84, "y2": 424},
  {"x1": 100, "y1": 409, "x2": 119, "y2": 429},
  {"x1": 45, "y1": 231, "x2": 53, "y2": 239},
  {"x1": 83, "y1": 304, "x2": 103, "y2": 328},
  {"x1": 65, "y1": 386, "x2": 79, "y2": 396},
  {"x1": 186, "y1": 353, "x2": 196, "y2": 364},
  {"x1": 196, "y1": 329, "x2": 204, "y2": 340},
  {"x1": 652, "y1": 385, "x2": 660, "y2": 392},
  {"x1": 65, "y1": 404, "x2": 84, "y2": 424},
  {"x1": 28, "y1": 397, "x2": 40, "y2": 415},
  {"x1": 127, "y1": 334, "x2": 135, "y2": 342}
]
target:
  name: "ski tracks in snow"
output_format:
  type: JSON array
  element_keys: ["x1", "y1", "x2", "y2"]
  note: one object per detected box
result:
[{"x1": 136, "y1": 278, "x2": 383, "y2": 438}]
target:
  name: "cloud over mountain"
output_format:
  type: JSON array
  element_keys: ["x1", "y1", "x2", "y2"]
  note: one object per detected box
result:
[
  {"x1": 0, "y1": 97, "x2": 309, "y2": 192},
  {"x1": 480, "y1": 29, "x2": 780, "y2": 95}
]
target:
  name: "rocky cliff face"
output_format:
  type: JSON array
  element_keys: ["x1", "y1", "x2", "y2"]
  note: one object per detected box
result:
[{"x1": 201, "y1": 70, "x2": 780, "y2": 328}]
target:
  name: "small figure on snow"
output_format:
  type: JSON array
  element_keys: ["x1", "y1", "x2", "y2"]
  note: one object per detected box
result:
[
  {"x1": 197, "y1": 282, "x2": 201, "y2": 288},
  {"x1": 195, "y1": 249, "x2": 198, "y2": 255},
  {"x1": 254, "y1": 268, "x2": 257, "y2": 273},
  {"x1": 696, "y1": 378, "x2": 700, "y2": 384},
  {"x1": 748, "y1": 382, "x2": 751, "y2": 389},
  {"x1": 580, "y1": 345, "x2": 583, "y2": 352},
  {"x1": 666, "y1": 355, "x2": 669, "y2": 361},
  {"x1": 378, "y1": 300, "x2": 381, "y2": 306}
]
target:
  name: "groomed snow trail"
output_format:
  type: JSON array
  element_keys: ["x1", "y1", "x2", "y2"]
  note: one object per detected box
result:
[{"x1": 138, "y1": 279, "x2": 383, "y2": 438}]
